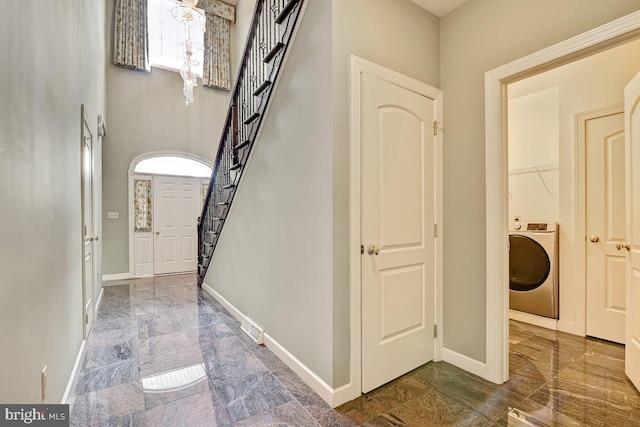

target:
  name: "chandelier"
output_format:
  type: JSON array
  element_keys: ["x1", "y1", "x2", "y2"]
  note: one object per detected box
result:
[{"x1": 172, "y1": 0, "x2": 206, "y2": 105}]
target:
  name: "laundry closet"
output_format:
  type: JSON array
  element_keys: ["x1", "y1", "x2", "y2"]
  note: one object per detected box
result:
[{"x1": 506, "y1": 39, "x2": 640, "y2": 343}]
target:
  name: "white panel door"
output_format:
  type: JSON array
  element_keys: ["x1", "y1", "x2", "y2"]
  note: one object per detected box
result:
[
  {"x1": 153, "y1": 176, "x2": 200, "y2": 275},
  {"x1": 586, "y1": 112, "x2": 626, "y2": 344},
  {"x1": 625, "y1": 71, "x2": 640, "y2": 391},
  {"x1": 81, "y1": 115, "x2": 95, "y2": 338},
  {"x1": 361, "y1": 73, "x2": 436, "y2": 393}
]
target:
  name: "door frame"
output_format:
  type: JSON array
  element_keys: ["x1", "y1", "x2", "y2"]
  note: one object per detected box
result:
[
  {"x1": 348, "y1": 55, "x2": 444, "y2": 400},
  {"x1": 485, "y1": 12, "x2": 640, "y2": 383},
  {"x1": 125, "y1": 151, "x2": 213, "y2": 280},
  {"x1": 80, "y1": 104, "x2": 96, "y2": 339},
  {"x1": 576, "y1": 104, "x2": 625, "y2": 339}
]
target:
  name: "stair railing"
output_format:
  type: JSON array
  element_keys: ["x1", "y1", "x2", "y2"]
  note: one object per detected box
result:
[{"x1": 197, "y1": 0, "x2": 305, "y2": 285}]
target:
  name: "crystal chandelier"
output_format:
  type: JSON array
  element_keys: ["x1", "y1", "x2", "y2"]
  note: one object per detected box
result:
[{"x1": 172, "y1": 0, "x2": 206, "y2": 105}]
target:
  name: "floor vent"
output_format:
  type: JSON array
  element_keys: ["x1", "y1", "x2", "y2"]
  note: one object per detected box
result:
[{"x1": 241, "y1": 317, "x2": 264, "y2": 345}]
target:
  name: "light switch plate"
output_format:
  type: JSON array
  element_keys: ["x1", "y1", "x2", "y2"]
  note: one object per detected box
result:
[{"x1": 108, "y1": 212, "x2": 119, "y2": 219}]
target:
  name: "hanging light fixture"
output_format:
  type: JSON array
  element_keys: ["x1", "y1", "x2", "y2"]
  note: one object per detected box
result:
[{"x1": 172, "y1": 0, "x2": 206, "y2": 105}]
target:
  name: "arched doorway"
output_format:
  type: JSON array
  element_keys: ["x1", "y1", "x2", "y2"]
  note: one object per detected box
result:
[{"x1": 128, "y1": 152, "x2": 212, "y2": 277}]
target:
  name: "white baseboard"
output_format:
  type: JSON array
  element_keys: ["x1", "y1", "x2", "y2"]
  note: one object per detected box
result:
[
  {"x1": 95, "y1": 287, "x2": 104, "y2": 316},
  {"x1": 102, "y1": 273, "x2": 133, "y2": 282},
  {"x1": 61, "y1": 339, "x2": 86, "y2": 403},
  {"x1": 509, "y1": 309, "x2": 558, "y2": 330},
  {"x1": 442, "y1": 347, "x2": 488, "y2": 380},
  {"x1": 201, "y1": 282, "x2": 243, "y2": 323},
  {"x1": 201, "y1": 282, "x2": 352, "y2": 407}
]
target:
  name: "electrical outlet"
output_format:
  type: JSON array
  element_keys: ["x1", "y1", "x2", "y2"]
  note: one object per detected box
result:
[
  {"x1": 107, "y1": 212, "x2": 119, "y2": 219},
  {"x1": 41, "y1": 365, "x2": 47, "y2": 401}
]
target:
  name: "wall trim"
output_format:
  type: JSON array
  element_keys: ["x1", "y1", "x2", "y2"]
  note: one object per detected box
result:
[
  {"x1": 485, "y1": 11, "x2": 640, "y2": 384},
  {"x1": 442, "y1": 348, "x2": 487, "y2": 379},
  {"x1": 62, "y1": 341, "x2": 85, "y2": 403},
  {"x1": 95, "y1": 287, "x2": 105, "y2": 318},
  {"x1": 201, "y1": 282, "x2": 350, "y2": 407},
  {"x1": 509, "y1": 309, "x2": 558, "y2": 331},
  {"x1": 102, "y1": 273, "x2": 133, "y2": 282}
]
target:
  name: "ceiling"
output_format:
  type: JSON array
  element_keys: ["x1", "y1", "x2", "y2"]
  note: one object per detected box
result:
[{"x1": 410, "y1": 0, "x2": 469, "y2": 17}]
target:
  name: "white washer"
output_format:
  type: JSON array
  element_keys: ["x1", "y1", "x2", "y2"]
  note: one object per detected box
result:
[{"x1": 509, "y1": 222, "x2": 558, "y2": 319}]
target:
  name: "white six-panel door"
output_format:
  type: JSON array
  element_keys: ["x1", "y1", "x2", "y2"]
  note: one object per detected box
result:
[
  {"x1": 361, "y1": 72, "x2": 436, "y2": 393},
  {"x1": 586, "y1": 112, "x2": 626, "y2": 344},
  {"x1": 625, "y1": 71, "x2": 640, "y2": 391},
  {"x1": 153, "y1": 176, "x2": 200, "y2": 275}
]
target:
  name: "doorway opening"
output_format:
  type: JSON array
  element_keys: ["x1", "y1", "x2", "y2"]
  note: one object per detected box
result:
[
  {"x1": 485, "y1": 12, "x2": 640, "y2": 383},
  {"x1": 127, "y1": 152, "x2": 213, "y2": 278}
]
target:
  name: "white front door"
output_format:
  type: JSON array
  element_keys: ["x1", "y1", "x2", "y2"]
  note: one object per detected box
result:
[
  {"x1": 586, "y1": 112, "x2": 626, "y2": 344},
  {"x1": 361, "y1": 72, "x2": 436, "y2": 393},
  {"x1": 81, "y1": 108, "x2": 95, "y2": 338},
  {"x1": 625, "y1": 71, "x2": 640, "y2": 390},
  {"x1": 153, "y1": 176, "x2": 200, "y2": 275}
]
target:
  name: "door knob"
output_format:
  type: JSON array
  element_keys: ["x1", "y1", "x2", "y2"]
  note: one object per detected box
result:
[
  {"x1": 367, "y1": 244, "x2": 380, "y2": 255},
  {"x1": 155, "y1": 231, "x2": 160, "y2": 235},
  {"x1": 589, "y1": 235, "x2": 599, "y2": 243},
  {"x1": 616, "y1": 241, "x2": 631, "y2": 251}
]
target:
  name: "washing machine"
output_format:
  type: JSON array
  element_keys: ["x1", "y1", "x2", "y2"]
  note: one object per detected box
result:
[{"x1": 509, "y1": 222, "x2": 558, "y2": 319}]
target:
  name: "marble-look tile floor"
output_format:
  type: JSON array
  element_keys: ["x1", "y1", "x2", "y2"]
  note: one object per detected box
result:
[
  {"x1": 68, "y1": 273, "x2": 640, "y2": 426},
  {"x1": 337, "y1": 321, "x2": 640, "y2": 426},
  {"x1": 68, "y1": 274, "x2": 353, "y2": 426}
]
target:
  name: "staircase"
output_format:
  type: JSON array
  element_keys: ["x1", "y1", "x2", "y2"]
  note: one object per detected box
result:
[{"x1": 197, "y1": 0, "x2": 305, "y2": 286}]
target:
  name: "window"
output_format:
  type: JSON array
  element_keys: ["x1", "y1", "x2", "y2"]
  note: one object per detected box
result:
[
  {"x1": 148, "y1": 0, "x2": 204, "y2": 76},
  {"x1": 134, "y1": 156, "x2": 212, "y2": 178}
]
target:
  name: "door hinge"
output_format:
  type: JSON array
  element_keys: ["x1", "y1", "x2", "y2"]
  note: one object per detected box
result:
[
  {"x1": 433, "y1": 224, "x2": 438, "y2": 238},
  {"x1": 432, "y1": 120, "x2": 442, "y2": 136},
  {"x1": 433, "y1": 325, "x2": 438, "y2": 338},
  {"x1": 85, "y1": 313, "x2": 89, "y2": 324},
  {"x1": 360, "y1": 245, "x2": 364, "y2": 255}
]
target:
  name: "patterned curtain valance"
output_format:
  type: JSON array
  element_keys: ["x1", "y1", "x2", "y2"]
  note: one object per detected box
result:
[
  {"x1": 113, "y1": 0, "x2": 150, "y2": 72},
  {"x1": 197, "y1": 0, "x2": 235, "y2": 23},
  {"x1": 203, "y1": 13, "x2": 231, "y2": 90}
]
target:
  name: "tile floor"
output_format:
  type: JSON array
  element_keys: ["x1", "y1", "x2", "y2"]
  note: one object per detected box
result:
[{"x1": 68, "y1": 274, "x2": 640, "y2": 426}]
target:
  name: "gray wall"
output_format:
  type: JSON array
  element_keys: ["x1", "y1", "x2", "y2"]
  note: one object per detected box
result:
[
  {"x1": 0, "y1": 0, "x2": 106, "y2": 403},
  {"x1": 205, "y1": 0, "x2": 335, "y2": 385},
  {"x1": 331, "y1": 0, "x2": 440, "y2": 386},
  {"x1": 208, "y1": 0, "x2": 440, "y2": 389},
  {"x1": 440, "y1": 0, "x2": 640, "y2": 362},
  {"x1": 102, "y1": 0, "x2": 241, "y2": 274}
]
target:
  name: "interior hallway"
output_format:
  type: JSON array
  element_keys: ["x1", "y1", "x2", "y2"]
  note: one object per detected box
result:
[{"x1": 68, "y1": 274, "x2": 640, "y2": 426}]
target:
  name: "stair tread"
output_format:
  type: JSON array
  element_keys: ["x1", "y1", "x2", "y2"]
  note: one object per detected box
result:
[
  {"x1": 253, "y1": 80, "x2": 272, "y2": 97},
  {"x1": 235, "y1": 140, "x2": 250, "y2": 150},
  {"x1": 229, "y1": 162, "x2": 242, "y2": 171},
  {"x1": 275, "y1": 0, "x2": 300, "y2": 24},
  {"x1": 217, "y1": 202, "x2": 229, "y2": 206},
  {"x1": 222, "y1": 184, "x2": 235, "y2": 190},
  {"x1": 243, "y1": 112, "x2": 260, "y2": 125},
  {"x1": 263, "y1": 42, "x2": 285, "y2": 64}
]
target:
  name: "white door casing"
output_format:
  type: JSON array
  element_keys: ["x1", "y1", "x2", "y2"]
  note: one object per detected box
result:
[
  {"x1": 485, "y1": 12, "x2": 640, "y2": 384},
  {"x1": 625, "y1": 70, "x2": 640, "y2": 391},
  {"x1": 81, "y1": 105, "x2": 96, "y2": 338},
  {"x1": 360, "y1": 72, "x2": 436, "y2": 393},
  {"x1": 153, "y1": 176, "x2": 200, "y2": 275},
  {"x1": 586, "y1": 112, "x2": 626, "y2": 344}
]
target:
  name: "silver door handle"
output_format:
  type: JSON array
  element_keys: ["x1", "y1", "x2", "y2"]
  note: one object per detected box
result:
[
  {"x1": 367, "y1": 244, "x2": 380, "y2": 255},
  {"x1": 589, "y1": 235, "x2": 599, "y2": 243},
  {"x1": 156, "y1": 231, "x2": 160, "y2": 235},
  {"x1": 616, "y1": 241, "x2": 631, "y2": 251},
  {"x1": 91, "y1": 235, "x2": 99, "y2": 241}
]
